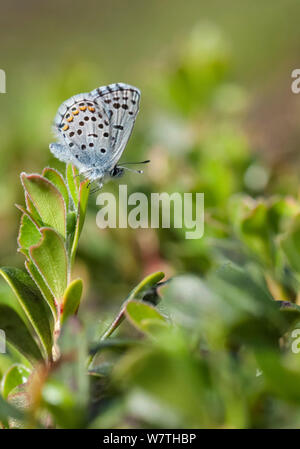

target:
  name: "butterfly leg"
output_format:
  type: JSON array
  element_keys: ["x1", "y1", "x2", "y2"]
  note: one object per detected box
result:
[
  {"x1": 90, "y1": 182, "x2": 103, "y2": 195},
  {"x1": 49, "y1": 143, "x2": 72, "y2": 164}
]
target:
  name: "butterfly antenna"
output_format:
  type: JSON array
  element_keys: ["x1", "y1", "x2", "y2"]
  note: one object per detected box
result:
[
  {"x1": 118, "y1": 160, "x2": 150, "y2": 174},
  {"x1": 120, "y1": 166, "x2": 144, "y2": 174},
  {"x1": 120, "y1": 160, "x2": 150, "y2": 166}
]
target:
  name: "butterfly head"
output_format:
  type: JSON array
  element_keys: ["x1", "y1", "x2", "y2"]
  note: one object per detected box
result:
[{"x1": 110, "y1": 166, "x2": 124, "y2": 179}]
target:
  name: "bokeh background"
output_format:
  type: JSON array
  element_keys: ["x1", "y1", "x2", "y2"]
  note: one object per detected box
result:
[
  {"x1": 1, "y1": 0, "x2": 300, "y2": 303},
  {"x1": 2, "y1": 0, "x2": 300, "y2": 428}
]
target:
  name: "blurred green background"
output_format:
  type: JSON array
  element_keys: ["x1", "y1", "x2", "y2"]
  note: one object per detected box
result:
[
  {"x1": 1, "y1": 0, "x2": 300, "y2": 300},
  {"x1": 2, "y1": 0, "x2": 300, "y2": 428}
]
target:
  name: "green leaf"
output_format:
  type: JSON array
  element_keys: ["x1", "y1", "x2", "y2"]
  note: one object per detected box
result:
[
  {"x1": 88, "y1": 362, "x2": 113, "y2": 377},
  {"x1": 61, "y1": 278, "x2": 83, "y2": 325},
  {"x1": 209, "y1": 263, "x2": 288, "y2": 347},
  {"x1": 42, "y1": 378, "x2": 84, "y2": 428},
  {"x1": 21, "y1": 172, "x2": 66, "y2": 238},
  {"x1": 89, "y1": 338, "x2": 142, "y2": 356},
  {"x1": 65, "y1": 212, "x2": 77, "y2": 264},
  {"x1": 280, "y1": 214, "x2": 300, "y2": 277},
  {"x1": 98, "y1": 272, "x2": 165, "y2": 343},
  {"x1": 70, "y1": 179, "x2": 90, "y2": 266},
  {"x1": 125, "y1": 300, "x2": 167, "y2": 335},
  {"x1": 87, "y1": 338, "x2": 142, "y2": 369},
  {"x1": 210, "y1": 263, "x2": 275, "y2": 312},
  {"x1": 67, "y1": 211, "x2": 77, "y2": 237},
  {"x1": 0, "y1": 305, "x2": 44, "y2": 364},
  {"x1": 15, "y1": 205, "x2": 42, "y2": 261},
  {"x1": 255, "y1": 349, "x2": 300, "y2": 402},
  {"x1": 0, "y1": 393, "x2": 24, "y2": 424},
  {"x1": 25, "y1": 193, "x2": 43, "y2": 224},
  {"x1": 277, "y1": 301, "x2": 300, "y2": 329},
  {"x1": 229, "y1": 197, "x2": 277, "y2": 267},
  {"x1": 42, "y1": 167, "x2": 69, "y2": 211},
  {"x1": 15, "y1": 204, "x2": 42, "y2": 227},
  {"x1": 17, "y1": 213, "x2": 41, "y2": 252},
  {"x1": 25, "y1": 260, "x2": 57, "y2": 320},
  {"x1": 128, "y1": 271, "x2": 165, "y2": 301},
  {"x1": 0, "y1": 267, "x2": 54, "y2": 360},
  {"x1": 1, "y1": 364, "x2": 31, "y2": 399},
  {"x1": 66, "y1": 164, "x2": 80, "y2": 208},
  {"x1": 29, "y1": 227, "x2": 68, "y2": 303}
]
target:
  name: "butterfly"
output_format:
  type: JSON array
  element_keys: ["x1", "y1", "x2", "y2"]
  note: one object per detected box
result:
[{"x1": 50, "y1": 82, "x2": 148, "y2": 190}]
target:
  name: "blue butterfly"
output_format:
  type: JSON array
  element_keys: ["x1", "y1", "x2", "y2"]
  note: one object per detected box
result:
[{"x1": 50, "y1": 83, "x2": 148, "y2": 189}]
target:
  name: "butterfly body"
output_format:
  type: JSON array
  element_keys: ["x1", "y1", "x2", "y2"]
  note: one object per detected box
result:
[{"x1": 50, "y1": 83, "x2": 141, "y2": 187}]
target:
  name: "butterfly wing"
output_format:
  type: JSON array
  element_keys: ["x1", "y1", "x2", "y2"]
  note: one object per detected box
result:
[
  {"x1": 50, "y1": 83, "x2": 140, "y2": 179},
  {"x1": 90, "y1": 83, "x2": 140, "y2": 170},
  {"x1": 50, "y1": 92, "x2": 113, "y2": 174}
]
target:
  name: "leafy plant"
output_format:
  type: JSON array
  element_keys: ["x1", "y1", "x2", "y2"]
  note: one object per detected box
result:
[
  {"x1": 0, "y1": 163, "x2": 166, "y2": 427},
  {"x1": 2, "y1": 23, "x2": 300, "y2": 430},
  {"x1": 9, "y1": 166, "x2": 89, "y2": 362}
]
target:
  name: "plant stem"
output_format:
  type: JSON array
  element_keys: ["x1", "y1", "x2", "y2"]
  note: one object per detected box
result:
[{"x1": 86, "y1": 301, "x2": 128, "y2": 368}]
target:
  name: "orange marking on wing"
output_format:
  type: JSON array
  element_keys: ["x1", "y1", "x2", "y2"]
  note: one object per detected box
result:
[
  {"x1": 67, "y1": 116, "x2": 73, "y2": 122},
  {"x1": 80, "y1": 106, "x2": 87, "y2": 111},
  {"x1": 62, "y1": 124, "x2": 69, "y2": 131}
]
